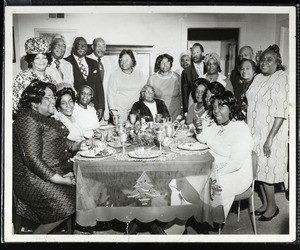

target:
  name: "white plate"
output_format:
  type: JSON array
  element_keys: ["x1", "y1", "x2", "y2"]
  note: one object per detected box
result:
[
  {"x1": 177, "y1": 142, "x2": 208, "y2": 151},
  {"x1": 128, "y1": 151, "x2": 161, "y2": 159},
  {"x1": 108, "y1": 142, "x2": 131, "y2": 148},
  {"x1": 80, "y1": 148, "x2": 114, "y2": 158},
  {"x1": 98, "y1": 124, "x2": 115, "y2": 130}
]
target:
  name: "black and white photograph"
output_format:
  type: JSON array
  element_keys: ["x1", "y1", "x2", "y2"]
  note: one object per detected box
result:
[{"x1": 3, "y1": 5, "x2": 297, "y2": 243}]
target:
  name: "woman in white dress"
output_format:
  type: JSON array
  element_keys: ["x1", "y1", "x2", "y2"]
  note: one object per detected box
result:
[
  {"x1": 72, "y1": 85, "x2": 99, "y2": 135},
  {"x1": 54, "y1": 87, "x2": 84, "y2": 142},
  {"x1": 196, "y1": 91, "x2": 253, "y2": 220}
]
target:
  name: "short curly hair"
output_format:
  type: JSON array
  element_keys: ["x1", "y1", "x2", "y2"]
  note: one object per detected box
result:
[
  {"x1": 156, "y1": 54, "x2": 174, "y2": 69},
  {"x1": 17, "y1": 79, "x2": 56, "y2": 113},
  {"x1": 237, "y1": 58, "x2": 258, "y2": 73},
  {"x1": 55, "y1": 87, "x2": 76, "y2": 110},
  {"x1": 118, "y1": 49, "x2": 137, "y2": 68},
  {"x1": 24, "y1": 53, "x2": 52, "y2": 68},
  {"x1": 211, "y1": 91, "x2": 245, "y2": 121},
  {"x1": 203, "y1": 81, "x2": 225, "y2": 110}
]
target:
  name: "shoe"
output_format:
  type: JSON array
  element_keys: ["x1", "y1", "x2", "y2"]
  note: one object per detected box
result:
[
  {"x1": 250, "y1": 210, "x2": 265, "y2": 216},
  {"x1": 258, "y1": 207, "x2": 279, "y2": 221}
]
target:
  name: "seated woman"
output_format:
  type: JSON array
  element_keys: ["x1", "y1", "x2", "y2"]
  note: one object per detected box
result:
[
  {"x1": 54, "y1": 87, "x2": 85, "y2": 142},
  {"x1": 196, "y1": 91, "x2": 253, "y2": 221},
  {"x1": 130, "y1": 84, "x2": 170, "y2": 122},
  {"x1": 192, "y1": 81, "x2": 225, "y2": 132},
  {"x1": 13, "y1": 79, "x2": 86, "y2": 234},
  {"x1": 186, "y1": 78, "x2": 209, "y2": 125},
  {"x1": 72, "y1": 85, "x2": 100, "y2": 136}
]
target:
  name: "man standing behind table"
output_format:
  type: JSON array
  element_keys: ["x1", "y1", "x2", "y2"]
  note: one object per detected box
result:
[
  {"x1": 87, "y1": 37, "x2": 109, "y2": 124},
  {"x1": 65, "y1": 37, "x2": 105, "y2": 120},
  {"x1": 181, "y1": 43, "x2": 206, "y2": 115},
  {"x1": 46, "y1": 37, "x2": 74, "y2": 90}
]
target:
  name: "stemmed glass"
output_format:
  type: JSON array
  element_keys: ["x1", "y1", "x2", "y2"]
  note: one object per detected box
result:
[
  {"x1": 156, "y1": 130, "x2": 165, "y2": 153},
  {"x1": 129, "y1": 113, "x2": 137, "y2": 126},
  {"x1": 119, "y1": 132, "x2": 127, "y2": 155}
]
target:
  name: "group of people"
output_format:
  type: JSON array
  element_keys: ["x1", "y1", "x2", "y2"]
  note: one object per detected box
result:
[{"x1": 12, "y1": 34, "x2": 289, "y2": 234}]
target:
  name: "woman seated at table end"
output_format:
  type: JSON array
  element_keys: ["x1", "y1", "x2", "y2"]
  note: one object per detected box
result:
[
  {"x1": 130, "y1": 84, "x2": 170, "y2": 122},
  {"x1": 54, "y1": 87, "x2": 85, "y2": 142},
  {"x1": 196, "y1": 91, "x2": 253, "y2": 220},
  {"x1": 72, "y1": 85, "x2": 100, "y2": 138},
  {"x1": 186, "y1": 78, "x2": 209, "y2": 125},
  {"x1": 13, "y1": 79, "x2": 89, "y2": 234}
]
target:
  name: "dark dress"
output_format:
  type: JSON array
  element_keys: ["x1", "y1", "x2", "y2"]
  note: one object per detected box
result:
[
  {"x1": 13, "y1": 109, "x2": 76, "y2": 224},
  {"x1": 130, "y1": 99, "x2": 170, "y2": 122}
]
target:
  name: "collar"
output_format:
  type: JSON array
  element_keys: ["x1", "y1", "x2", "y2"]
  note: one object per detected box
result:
[{"x1": 73, "y1": 53, "x2": 85, "y2": 62}]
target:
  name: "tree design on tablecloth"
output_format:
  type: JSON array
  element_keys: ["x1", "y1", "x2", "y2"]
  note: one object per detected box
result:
[{"x1": 128, "y1": 171, "x2": 161, "y2": 205}]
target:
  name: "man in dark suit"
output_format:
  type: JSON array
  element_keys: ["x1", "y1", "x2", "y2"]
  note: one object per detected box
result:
[
  {"x1": 181, "y1": 43, "x2": 205, "y2": 115},
  {"x1": 65, "y1": 37, "x2": 104, "y2": 120}
]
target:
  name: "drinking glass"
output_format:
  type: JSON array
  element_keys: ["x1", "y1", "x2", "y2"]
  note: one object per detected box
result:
[
  {"x1": 156, "y1": 130, "x2": 165, "y2": 153},
  {"x1": 129, "y1": 114, "x2": 137, "y2": 125},
  {"x1": 119, "y1": 132, "x2": 127, "y2": 155},
  {"x1": 155, "y1": 114, "x2": 162, "y2": 123}
]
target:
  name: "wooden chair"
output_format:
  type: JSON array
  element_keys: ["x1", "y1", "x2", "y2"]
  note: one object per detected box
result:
[
  {"x1": 13, "y1": 192, "x2": 73, "y2": 234},
  {"x1": 218, "y1": 151, "x2": 258, "y2": 234}
]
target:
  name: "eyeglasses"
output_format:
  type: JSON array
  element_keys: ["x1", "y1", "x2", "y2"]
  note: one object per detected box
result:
[
  {"x1": 43, "y1": 95, "x2": 57, "y2": 102},
  {"x1": 145, "y1": 90, "x2": 154, "y2": 94}
]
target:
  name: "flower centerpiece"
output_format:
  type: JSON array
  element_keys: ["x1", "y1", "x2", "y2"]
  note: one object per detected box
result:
[{"x1": 127, "y1": 122, "x2": 160, "y2": 146}]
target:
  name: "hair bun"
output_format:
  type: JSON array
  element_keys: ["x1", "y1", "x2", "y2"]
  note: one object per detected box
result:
[{"x1": 268, "y1": 44, "x2": 280, "y2": 53}]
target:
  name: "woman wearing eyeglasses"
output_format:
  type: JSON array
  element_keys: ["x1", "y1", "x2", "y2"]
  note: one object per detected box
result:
[
  {"x1": 13, "y1": 79, "x2": 88, "y2": 234},
  {"x1": 130, "y1": 84, "x2": 170, "y2": 122}
]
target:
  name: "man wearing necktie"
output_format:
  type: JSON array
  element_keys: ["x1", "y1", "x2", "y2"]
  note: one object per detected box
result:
[
  {"x1": 87, "y1": 37, "x2": 109, "y2": 124},
  {"x1": 181, "y1": 43, "x2": 206, "y2": 115},
  {"x1": 65, "y1": 37, "x2": 105, "y2": 121},
  {"x1": 46, "y1": 37, "x2": 74, "y2": 89}
]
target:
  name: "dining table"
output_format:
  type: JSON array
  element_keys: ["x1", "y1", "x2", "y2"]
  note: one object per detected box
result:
[{"x1": 73, "y1": 134, "x2": 226, "y2": 233}]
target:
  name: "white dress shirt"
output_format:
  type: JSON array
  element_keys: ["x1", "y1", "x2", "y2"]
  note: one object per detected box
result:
[{"x1": 46, "y1": 58, "x2": 74, "y2": 88}]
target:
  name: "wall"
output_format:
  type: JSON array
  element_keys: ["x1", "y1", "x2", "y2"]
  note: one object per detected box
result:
[{"x1": 13, "y1": 13, "x2": 286, "y2": 79}]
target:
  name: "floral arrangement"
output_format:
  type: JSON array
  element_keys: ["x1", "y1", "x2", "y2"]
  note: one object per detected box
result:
[{"x1": 127, "y1": 122, "x2": 160, "y2": 146}]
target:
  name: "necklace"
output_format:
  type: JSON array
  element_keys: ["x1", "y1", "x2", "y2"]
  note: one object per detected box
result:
[
  {"x1": 217, "y1": 120, "x2": 230, "y2": 136},
  {"x1": 194, "y1": 103, "x2": 205, "y2": 114}
]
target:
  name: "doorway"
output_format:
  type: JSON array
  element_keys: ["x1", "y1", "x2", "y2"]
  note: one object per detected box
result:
[{"x1": 187, "y1": 28, "x2": 239, "y2": 77}]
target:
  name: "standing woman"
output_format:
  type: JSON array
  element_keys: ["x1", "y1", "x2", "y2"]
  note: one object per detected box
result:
[
  {"x1": 13, "y1": 37, "x2": 54, "y2": 114},
  {"x1": 13, "y1": 80, "x2": 85, "y2": 234},
  {"x1": 246, "y1": 44, "x2": 288, "y2": 221},
  {"x1": 107, "y1": 49, "x2": 146, "y2": 123},
  {"x1": 147, "y1": 54, "x2": 181, "y2": 121},
  {"x1": 203, "y1": 52, "x2": 234, "y2": 93}
]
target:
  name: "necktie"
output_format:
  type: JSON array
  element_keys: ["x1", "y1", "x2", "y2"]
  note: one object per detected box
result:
[
  {"x1": 97, "y1": 58, "x2": 104, "y2": 81},
  {"x1": 78, "y1": 58, "x2": 88, "y2": 80},
  {"x1": 54, "y1": 60, "x2": 64, "y2": 80}
]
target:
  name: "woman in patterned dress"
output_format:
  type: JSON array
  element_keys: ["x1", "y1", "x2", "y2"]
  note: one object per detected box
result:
[
  {"x1": 147, "y1": 54, "x2": 182, "y2": 121},
  {"x1": 246, "y1": 45, "x2": 288, "y2": 221},
  {"x1": 13, "y1": 37, "x2": 55, "y2": 116},
  {"x1": 13, "y1": 80, "x2": 87, "y2": 234}
]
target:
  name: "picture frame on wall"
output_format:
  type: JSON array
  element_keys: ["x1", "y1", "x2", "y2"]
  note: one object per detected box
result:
[{"x1": 34, "y1": 28, "x2": 77, "y2": 55}]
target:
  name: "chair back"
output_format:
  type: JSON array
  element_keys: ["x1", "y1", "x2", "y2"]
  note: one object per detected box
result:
[{"x1": 251, "y1": 151, "x2": 258, "y2": 180}]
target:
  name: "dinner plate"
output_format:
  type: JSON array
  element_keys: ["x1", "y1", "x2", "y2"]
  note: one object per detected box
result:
[
  {"x1": 128, "y1": 151, "x2": 161, "y2": 159},
  {"x1": 98, "y1": 124, "x2": 115, "y2": 130},
  {"x1": 177, "y1": 142, "x2": 208, "y2": 151},
  {"x1": 80, "y1": 148, "x2": 114, "y2": 158},
  {"x1": 108, "y1": 142, "x2": 131, "y2": 148}
]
